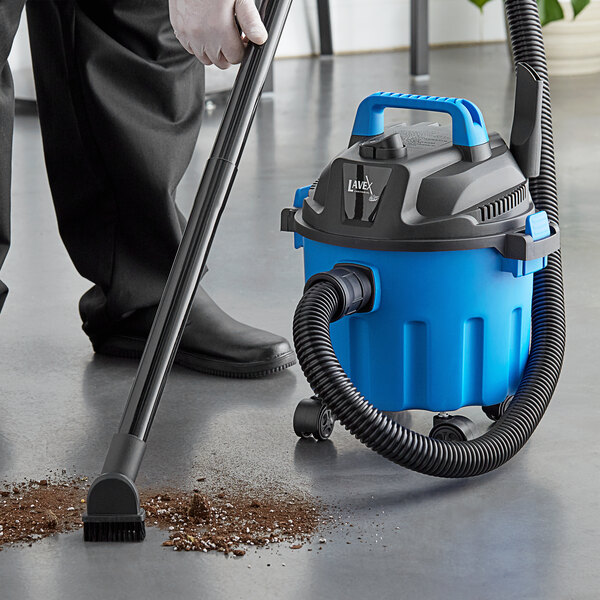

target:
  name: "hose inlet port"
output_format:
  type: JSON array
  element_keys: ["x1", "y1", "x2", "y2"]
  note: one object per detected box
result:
[{"x1": 305, "y1": 264, "x2": 375, "y2": 321}]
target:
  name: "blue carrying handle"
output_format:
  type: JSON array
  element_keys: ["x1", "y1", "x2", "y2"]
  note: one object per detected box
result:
[{"x1": 351, "y1": 92, "x2": 489, "y2": 148}]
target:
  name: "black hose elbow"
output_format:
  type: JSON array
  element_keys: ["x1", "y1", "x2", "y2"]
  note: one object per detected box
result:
[{"x1": 305, "y1": 264, "x2": 374, "y2": 322}]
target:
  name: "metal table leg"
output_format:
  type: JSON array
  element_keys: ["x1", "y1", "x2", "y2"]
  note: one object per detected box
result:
[
  {"x1": 317, "y1": 0, "x2": 333, "y2": 56},
  {"x1": 263, "y1": 63, "x2": 275, "y2": 94},
  {"x1": 410, "y1": 0, "x2": 429, "y2": 78}
]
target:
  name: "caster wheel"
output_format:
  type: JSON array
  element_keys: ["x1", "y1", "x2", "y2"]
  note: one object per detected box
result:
[
  {"x1": 293, "y1": 396, "x2": 335, "y2": 441},
  {"x1": 429, "y1": 414, "x2": 476, "y2": 441},
  {"x1": 482, "y1": 395, "x2": 514, "y2": 421}
]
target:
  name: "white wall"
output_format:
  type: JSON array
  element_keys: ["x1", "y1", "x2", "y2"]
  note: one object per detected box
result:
[
  {"x1": 8, "y1": 0, "x2": 506, "y2": 71},
  {"x1": 277, "y1": 0, "x2": 507, "y2": 57},
  {"x1": 8, "y1": 11, "x2": 31, "y2": 71}
]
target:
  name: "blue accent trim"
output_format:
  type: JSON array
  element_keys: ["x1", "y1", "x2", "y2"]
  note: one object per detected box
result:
[
  {"x1": 293, "y1": 186, "x2": 311, "y2": 249},
  {"x1": 294, "y1": 185, "x2": 311, "y2": 209},
  {"x1": 526, "y1": 210, "x2": 551, "y2": 240},
  {"x1": 502, "y1": 211, "x2": 550, "y2": 277},
  {"x1": 351, "y1": 92, "x2": 489, "y2": 148}
]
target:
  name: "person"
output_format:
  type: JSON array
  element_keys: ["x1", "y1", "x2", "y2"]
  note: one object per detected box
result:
[{"x1": 0, "y1": 0, "x2": 295, "y2": 378}]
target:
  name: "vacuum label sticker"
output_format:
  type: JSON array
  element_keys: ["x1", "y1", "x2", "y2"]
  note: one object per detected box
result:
[{"x1": 343, "y1": 164, "x2": 392, "y2": 224}]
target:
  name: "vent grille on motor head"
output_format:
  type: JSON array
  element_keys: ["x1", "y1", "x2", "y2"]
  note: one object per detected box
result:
[
  {"x1": 308, "y1": 179, "x2": 319, "y2": 200},
  {"x1": 478, "y1": 183, "x2": 527, "y2": 222}
]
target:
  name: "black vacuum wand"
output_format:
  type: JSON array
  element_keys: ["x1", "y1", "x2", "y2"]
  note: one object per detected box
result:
[{"x1": 83, "y1": 0, "x2": 294, "y2": 542}]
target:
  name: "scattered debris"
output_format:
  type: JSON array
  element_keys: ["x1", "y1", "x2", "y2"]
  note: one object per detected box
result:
[
  {"x1": 0, "y1": 476, "x2": 88, "y2": 549},
  {"x1": 1, "y1": 475, "x2": 332, "y2": 556},
  {"x1": 143, "y1": 486, "x2": 324, "y2": 555}
]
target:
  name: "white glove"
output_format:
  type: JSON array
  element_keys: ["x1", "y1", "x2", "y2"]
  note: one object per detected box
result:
[{"x1": 169, "y1": 0, "x2": 268, "y2": 69}]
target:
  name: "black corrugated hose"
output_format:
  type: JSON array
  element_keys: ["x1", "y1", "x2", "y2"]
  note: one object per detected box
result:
[{"x1": 293, "y1": 0, "x2": 566, "y2": 477}]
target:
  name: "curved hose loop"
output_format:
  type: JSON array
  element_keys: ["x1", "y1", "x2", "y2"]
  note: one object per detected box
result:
[{"x1": 293, "y1": 0, "x2": 566, "y2": 478}]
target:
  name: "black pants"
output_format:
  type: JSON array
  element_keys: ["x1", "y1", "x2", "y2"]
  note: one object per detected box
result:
[{"x1": 0, "y1": 0, "x2": 204, "y2": 330}]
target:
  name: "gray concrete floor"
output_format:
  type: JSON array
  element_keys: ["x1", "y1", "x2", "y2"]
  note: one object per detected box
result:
[{"x1": 1, "y1": 44, "x2": 599, "y2": 599}]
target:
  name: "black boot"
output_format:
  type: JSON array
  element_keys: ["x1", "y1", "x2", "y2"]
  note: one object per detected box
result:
[{"x1": 80, "y1": 286, "x2": 296, "y2": 378}]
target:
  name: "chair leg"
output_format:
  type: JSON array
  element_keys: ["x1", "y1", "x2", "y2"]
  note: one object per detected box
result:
[{"x1": 317, "y1": 0, "x2": 333, "y2": 56}]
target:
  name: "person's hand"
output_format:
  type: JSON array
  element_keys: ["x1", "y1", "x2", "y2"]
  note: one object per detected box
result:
[{"x1": 169, "y1": 0, "x2": 268, "y2": 69}]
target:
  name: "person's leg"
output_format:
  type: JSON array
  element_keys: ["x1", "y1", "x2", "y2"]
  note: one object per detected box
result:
[
  {"x1": 0, "y1": 0, "x2": 26, "y2": 313},
  {"x1": 26, "y1": 0, "x2": 294, "y2": 377},
  {"x1": 26, "y1": 0, "x2": 197, "y2": 320}
]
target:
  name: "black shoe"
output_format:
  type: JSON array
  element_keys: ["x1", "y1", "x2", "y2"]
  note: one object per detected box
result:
[{"x1": 82, "y1": 287, "x2": 296, "y2": 378}]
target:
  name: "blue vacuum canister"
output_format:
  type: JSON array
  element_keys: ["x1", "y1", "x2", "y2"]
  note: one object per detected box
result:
[{"x1": 282, "y1": 56, "x2": 564, "y2": 477}]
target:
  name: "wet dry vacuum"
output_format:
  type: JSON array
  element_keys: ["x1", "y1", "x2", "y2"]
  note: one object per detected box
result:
[{"x1": 284, "y1": 5, "x2": 565, "y2": 476}]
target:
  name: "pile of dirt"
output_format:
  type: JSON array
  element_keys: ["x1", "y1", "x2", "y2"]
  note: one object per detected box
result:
[
  {"x1": 0, "y1": 476, "x2": 89, "y2": 550},
  {"x1": 142, "y1": 486, "x2": 326, "y2": 555}
]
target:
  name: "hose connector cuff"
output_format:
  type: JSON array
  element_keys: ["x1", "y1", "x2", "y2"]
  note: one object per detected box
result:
[{"x1": 305, "y1": 264, "x2": 375, "y2": 322}]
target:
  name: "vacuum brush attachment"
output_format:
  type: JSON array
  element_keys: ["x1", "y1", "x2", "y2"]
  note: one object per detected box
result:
[
  {"x1": 83, "y1": 433, "x2": 147, "y2": 542},
  {"x1": 83, "y1": 473, "x2": 145, "y2": 542}
]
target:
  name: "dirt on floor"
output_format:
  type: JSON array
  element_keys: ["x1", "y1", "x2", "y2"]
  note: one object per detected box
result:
[
  {"x1": 0, "y1": 474, "x2": 89, "y2": 549},
  {"x1": 0, "y1": 474, "x2": 327, "y2": 555},
  {"x1": 142, "y1": 485, "x2": 325, "y2": 555}
]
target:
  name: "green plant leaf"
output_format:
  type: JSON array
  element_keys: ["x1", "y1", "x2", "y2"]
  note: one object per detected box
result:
[
  {"x1": 537, "y1": 0, "x2": 565, "y2": 25},
  {"x1": 467, "y1": 0, "x2": 494, "y2": 9},
  {"x1": 572, "y1": 0, "x2": 590, "y2": 18}
]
